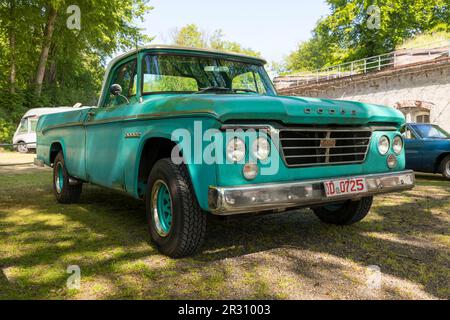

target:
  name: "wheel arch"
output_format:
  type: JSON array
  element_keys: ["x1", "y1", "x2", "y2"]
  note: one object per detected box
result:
[
  {"x1": 434, "y1": 152, "x2": 450, "y2": 173},
  {"x1": 49, "y1": 141, "x2": 65, "y2": 164},
  {"x1": 137, "y1": 136, "x2": 177, "y2": 196},
  {"x1": 134, "y1": 134, "x2": 216, "y2": 211}
]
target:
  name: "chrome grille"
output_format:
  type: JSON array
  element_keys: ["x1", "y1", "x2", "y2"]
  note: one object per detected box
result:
[{"x1": 279, "y1": 128, "x2": 372, "y2": 167}]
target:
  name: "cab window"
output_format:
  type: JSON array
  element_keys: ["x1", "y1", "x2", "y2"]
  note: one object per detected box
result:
[
  {"x1": 106, "y1": 59, "x2": 137, "y2": 107},
  {"x1": 401, "y1": 126, "x2": 417, "y2": 139}
]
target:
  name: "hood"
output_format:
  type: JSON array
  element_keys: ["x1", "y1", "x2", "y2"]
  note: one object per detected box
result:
[{"x1": 140, "y1": 94, "x2": 405, "y2": 127}]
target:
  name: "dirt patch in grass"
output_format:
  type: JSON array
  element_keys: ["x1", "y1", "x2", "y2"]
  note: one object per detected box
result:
[{"x1": 0, "y1": 163, "x2": 448, "y2": 299}]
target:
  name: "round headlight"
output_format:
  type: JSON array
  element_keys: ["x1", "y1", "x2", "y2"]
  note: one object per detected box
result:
[
  {"x1": 378, "y1": 136, "x2": 390, "y2": 155},
  {"x1": 392, "y1": 136, "x2": 403, "y2": 155},
  {"x1": 226, "y1": 138, "x2": 245, "y2": 162},
  {"x1": 387, "y1": 154, "x2": 398, "y2": 169},
  {"x1": 252, "y1": 137, "x2": 271, "y2": 160}
]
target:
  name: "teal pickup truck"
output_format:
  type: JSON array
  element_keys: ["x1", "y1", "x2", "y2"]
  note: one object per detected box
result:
[{"x1": 35, "y1": 45, "x2": 415, "y2": 257}]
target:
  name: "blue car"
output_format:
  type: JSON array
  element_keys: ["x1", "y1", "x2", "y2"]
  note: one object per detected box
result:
[{"x1": 402, "y1": 123, "x2": 450, "y2": 179}]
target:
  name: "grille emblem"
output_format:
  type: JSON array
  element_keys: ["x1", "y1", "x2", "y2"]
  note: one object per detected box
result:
[{"x1": 320, "y1": 139, "x2": 336, "y2": 148}]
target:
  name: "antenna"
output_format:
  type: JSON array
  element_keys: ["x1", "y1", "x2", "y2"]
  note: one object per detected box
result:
[{"x1": 135, "y1": 31, "x2": 139, "y2": 52}]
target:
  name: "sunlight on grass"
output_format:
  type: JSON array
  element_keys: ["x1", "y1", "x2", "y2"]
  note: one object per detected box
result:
[{"x1": 0, "y1": 170, "x2": 449, "y2": 299}]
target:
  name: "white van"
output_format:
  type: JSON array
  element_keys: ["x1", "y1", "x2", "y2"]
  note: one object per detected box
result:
[{"x1": 12, "y1": 106, "x2": 82, "y2": 153}]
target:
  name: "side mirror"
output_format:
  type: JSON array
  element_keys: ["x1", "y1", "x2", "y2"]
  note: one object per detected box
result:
[
  {"x1": 110, "y1": 84, "x2": 122, "y2": 96},
  {"x1": 109, "y1": 83, "x2": 130, "y2": 104}
]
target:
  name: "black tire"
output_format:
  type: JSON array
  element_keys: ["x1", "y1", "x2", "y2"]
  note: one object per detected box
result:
[
  {"x1": 16, "y1": 141, "x2": 28, "y2": 153},
  {"x1": 439, "y1": 155, "x2": 450, "y2": 180},
  {"x1": 145, "y1": 158, "x2": 206, "y2": 258},
  {"x1": 53, "y1": 151, "x2": 82, "y2": 204},
  {"x1": 312, "y1": 196, "x2": 373, "y2": 225}
]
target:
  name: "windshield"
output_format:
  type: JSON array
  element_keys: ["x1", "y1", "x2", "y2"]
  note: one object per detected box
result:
[
  {"x1": 413, "y1": 124, "x2": 450, "y2": 139},
  {"x1": 17, "y1": 118, "x2": 29, "y2": 134},
  {"x1": 142, "y1": 54, "x2": 276, "y2": 95},
  {"x1": 30, "y1": 118, "x2": 38, "y2": 132}
]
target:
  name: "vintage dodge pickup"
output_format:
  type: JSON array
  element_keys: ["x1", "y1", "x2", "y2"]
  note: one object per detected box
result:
[{"x1": 35, "y1": 45, "x2": 415, "y2": 257}]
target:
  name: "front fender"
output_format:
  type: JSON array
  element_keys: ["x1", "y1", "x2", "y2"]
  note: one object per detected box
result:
[{"x1": 127, "y1": 118, "x2": 219, "y2": 211}]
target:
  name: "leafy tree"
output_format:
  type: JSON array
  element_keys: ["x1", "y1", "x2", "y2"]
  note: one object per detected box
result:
[
  {"x1": 283, "y1": 0, "x2": 449, "y2": 74},
  {"x1": 172, "y1": 24, "x2": 207, "y2": 48},
  {"x1": 171, "y1": 24, "x2": 261, "y2": 57},
  {"x1": 0, "y1": 0, "x2": 152, "y2": 141}
]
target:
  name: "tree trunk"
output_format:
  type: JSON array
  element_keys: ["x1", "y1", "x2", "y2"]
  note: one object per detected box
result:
[
  {"x1": 9, "y1": 32, "x2": 16, "y2": 94},
  {"x1": 9, "y1": 0, "x2": 16, "y2": 94},
  {"x1": 35, "y1": 6, "x2": 57, "y2": 96},
  {"x1": 46, "y1": 43, "x2": 57, "y2": 85}
]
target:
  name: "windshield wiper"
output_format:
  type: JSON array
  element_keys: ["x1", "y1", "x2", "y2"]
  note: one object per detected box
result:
[
  {"x1": 195, "y1": 86, "x2": 232, "y2": 94},
  {"x1": 195, "y1": 87, "x2": 259, "y2": 94},
  {"x1": 232, "y1": 88, "x2": 258, "y2": 93}
]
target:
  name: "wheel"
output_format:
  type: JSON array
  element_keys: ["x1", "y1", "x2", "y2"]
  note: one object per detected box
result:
[
  {"x1": 312, "y1": 196, "x2": 373, "y2": 225},
  {"x1": 53, "y1": 151, "x2": 82, "y2": 203},
  {"x1": 17, "y1": 142, "x2": 28, "y2": 153},
  {"x1": 145, "y1": 158, "x2": 206, "y2": 258},
  {"x1": 439, "y1": 155, "x2": 450, "y2": 179}
]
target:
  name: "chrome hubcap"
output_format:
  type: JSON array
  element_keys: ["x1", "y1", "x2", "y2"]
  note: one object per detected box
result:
[
  {"x1": 18, "y1": 143, "x2": 27, "y2": 153},
  {"x1": 445, "y1": 161, "x2": 450, "y2": 176},
  {"x1": 151, "y1": 180, "x2": 173, "y2": 237},
  {"x1": 55, "y1": 163, "x2": 64, "y2": 193}
]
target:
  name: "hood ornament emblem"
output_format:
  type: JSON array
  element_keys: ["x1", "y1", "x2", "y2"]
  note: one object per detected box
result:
[{"x1": 303, "y1": 108, "x2": 356, "y2": 115}]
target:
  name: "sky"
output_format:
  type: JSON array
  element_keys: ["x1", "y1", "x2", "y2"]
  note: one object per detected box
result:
[{"x1": 139, "y1": 0, "x2": 330, "y2": 63}]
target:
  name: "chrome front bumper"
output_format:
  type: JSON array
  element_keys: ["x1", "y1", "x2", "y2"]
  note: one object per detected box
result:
[{"x1": 208, "y1": 170, "x2": 415, "y2": 215}]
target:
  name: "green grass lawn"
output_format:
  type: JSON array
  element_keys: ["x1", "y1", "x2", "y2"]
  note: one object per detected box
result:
[{"x1": 0, "y1": 170, "x2": 449, "y2": 299}]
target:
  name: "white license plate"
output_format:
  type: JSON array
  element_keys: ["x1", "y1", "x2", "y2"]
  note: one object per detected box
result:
[{"x1": 323, "y1": 177, "x2": 367, "y2": 197}]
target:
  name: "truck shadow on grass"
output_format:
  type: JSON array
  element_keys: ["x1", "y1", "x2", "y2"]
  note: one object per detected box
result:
[
  {"x1": 0, "y1": 172, "x2": 448, "y2": 299},
  {"x1": 201, "y1": 189, "x2": 449, "y2": 298}
]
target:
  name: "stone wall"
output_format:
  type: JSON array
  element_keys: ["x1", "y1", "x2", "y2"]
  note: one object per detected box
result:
[{"x1": 276, "y1": 58, "x2": 450, "y2": 132}]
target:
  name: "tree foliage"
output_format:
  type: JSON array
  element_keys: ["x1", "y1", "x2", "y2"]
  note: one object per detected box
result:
[
  {"x1": 283, "y1": 0, "x2": 449, "y2": 74},
  {"x1": 171, "y1": 24, "x2": 261, "y2": 57},
  {"x1": 0, "y1": 0, "x2": 152, "y2": 141}
]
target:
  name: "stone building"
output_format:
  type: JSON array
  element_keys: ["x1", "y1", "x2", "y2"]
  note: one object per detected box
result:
[{"x1": 274, "y1": 47, "x2": 450, "y2": 132}]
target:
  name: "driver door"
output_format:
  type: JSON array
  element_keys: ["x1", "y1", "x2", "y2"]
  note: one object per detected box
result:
[{"x1": 84, "y1": 56, "x2": 138, "y2": 189}]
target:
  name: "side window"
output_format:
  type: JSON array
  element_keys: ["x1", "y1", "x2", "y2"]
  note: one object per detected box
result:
[
  {"x1": 401, "y1": 126, "x2": 416, "y2": 139},
  {"x1": 232, "y1": 72, "x2": 267, "y2": 94},
  {"x1": 106, "y1": 59, "x2": 137, "y2": 107}
]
